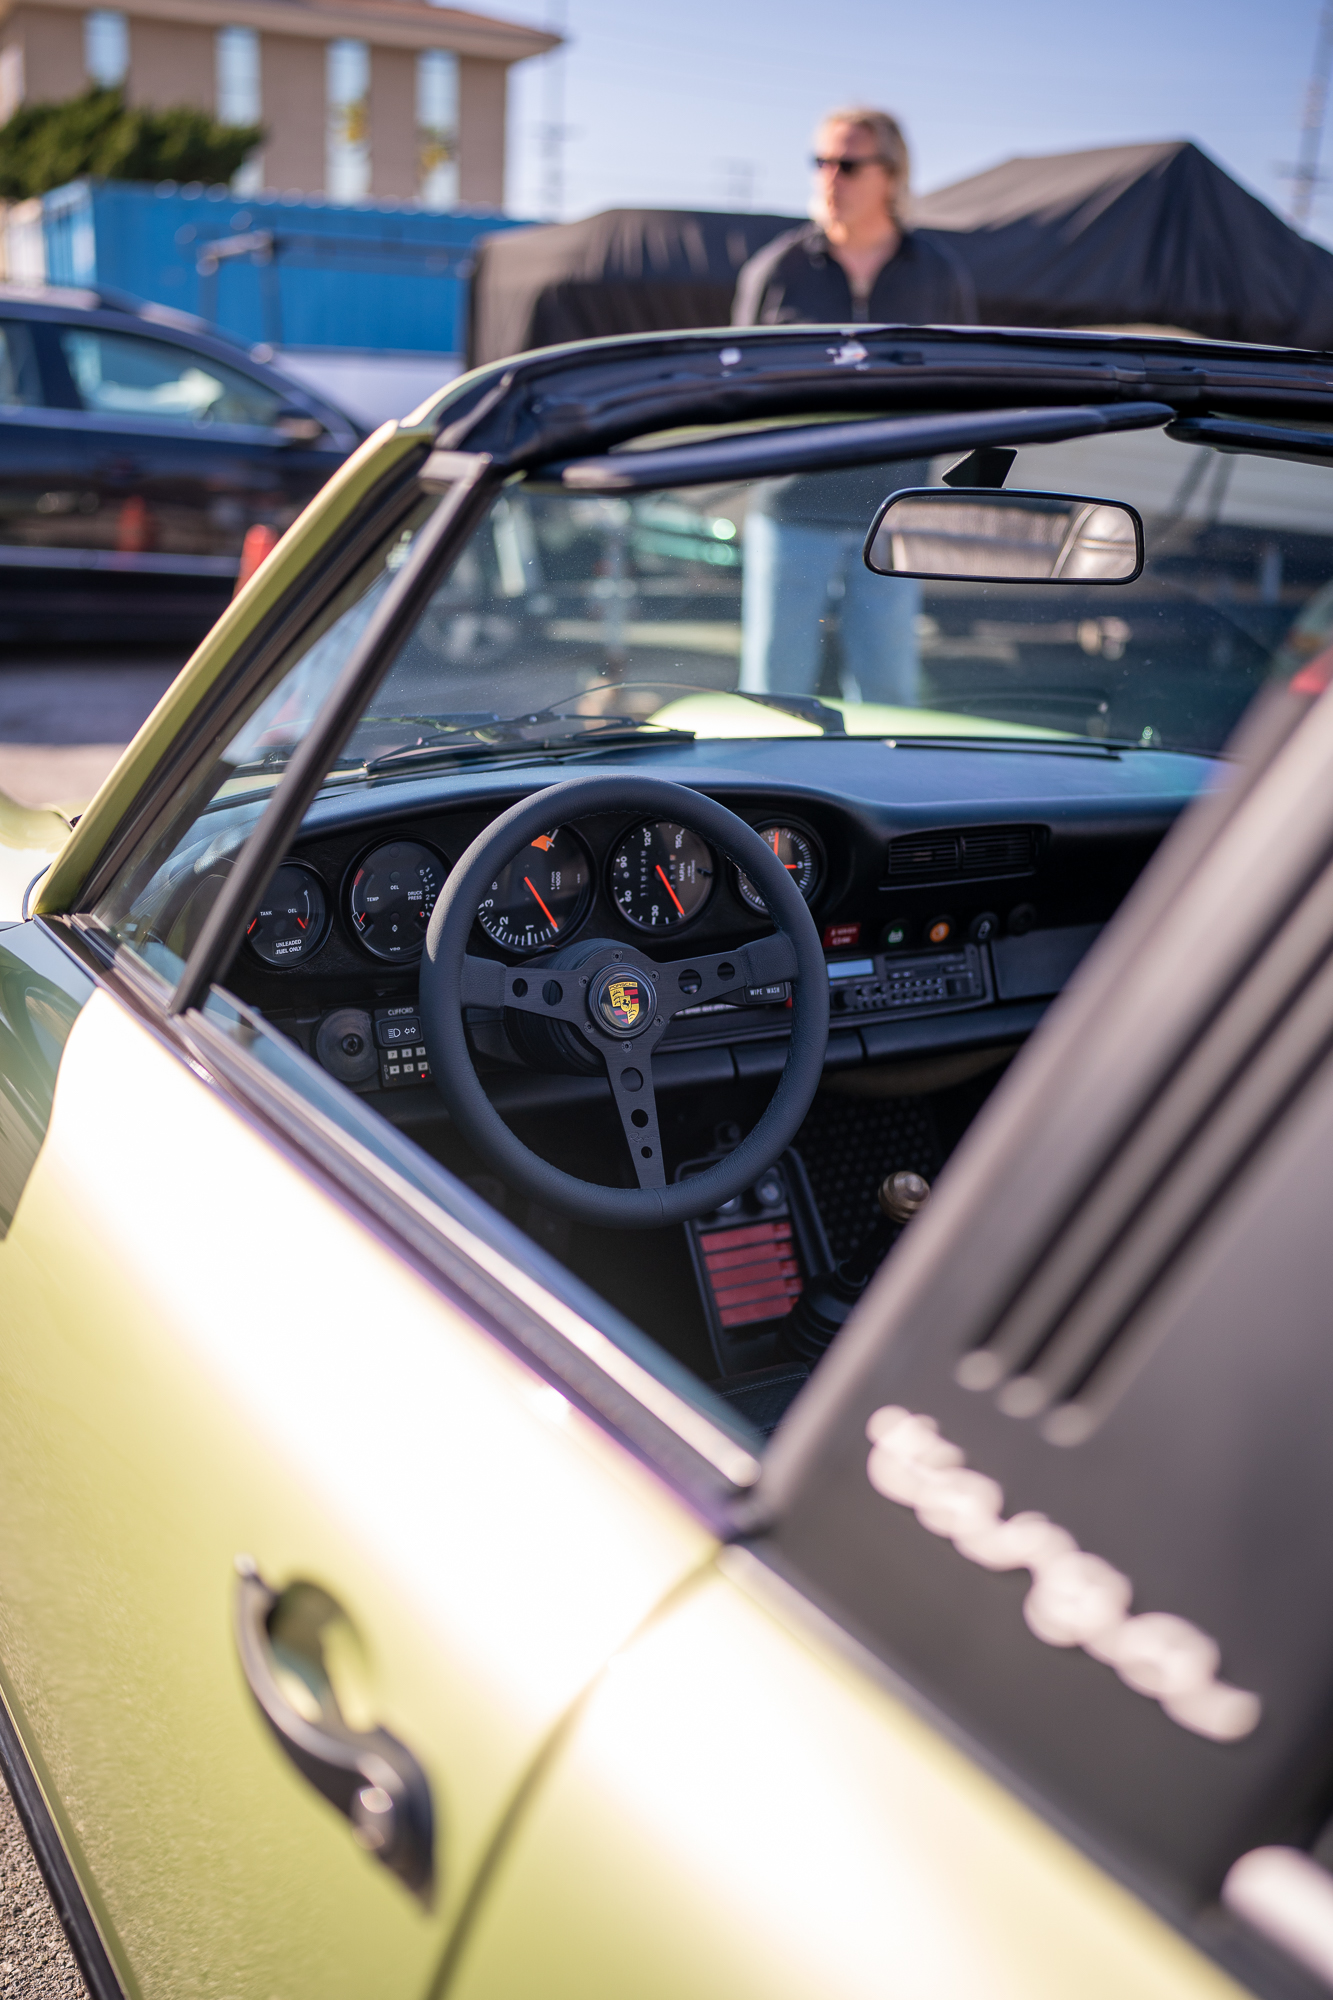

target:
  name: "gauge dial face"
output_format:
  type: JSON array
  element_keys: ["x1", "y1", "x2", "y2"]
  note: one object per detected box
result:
[
  {"x1": 610, "y1": 820, "x2": 714, "y2": 931},
  {"x1": 348, "y1": 840, "x2": 443, "y2": 960},
  {"x1": 477, "y1": 827, "x2": 591, "y2": 953},
  {"x1": 246, "y1": 862, "x2": 328, "y2": 966},
  {"x1": 736, "y1": 825, "x2": 820, "y2": 914}
]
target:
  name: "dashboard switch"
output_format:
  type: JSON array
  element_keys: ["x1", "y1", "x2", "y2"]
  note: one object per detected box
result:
[{"x1": 375, "y1": 1014, "x2": 422, "y2": 1048}]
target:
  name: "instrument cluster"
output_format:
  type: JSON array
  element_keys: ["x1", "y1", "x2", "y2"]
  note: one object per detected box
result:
[{"x1": 244, "y1": 814, "x2": 826, "y2": 972}]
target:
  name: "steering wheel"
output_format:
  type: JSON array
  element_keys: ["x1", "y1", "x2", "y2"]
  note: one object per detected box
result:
[{"x1": 420, "y1": 774, "x2": 830, "y2": 1228}]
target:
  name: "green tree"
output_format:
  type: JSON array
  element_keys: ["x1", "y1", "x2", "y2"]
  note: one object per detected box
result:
[{"x1": 0, "y1": 88, "x2": 263, "y2": 201}]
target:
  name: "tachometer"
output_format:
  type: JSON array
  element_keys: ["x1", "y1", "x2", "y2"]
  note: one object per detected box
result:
[
  {"x1": 477, "y1": 827, "x2": 591, "y2": 952},
  {"x1": 246, "y1": 862, "x2": 328, "y2": 966},
  {"x1": 348, "y1": 840, "x2": 443, "y2": 960},
  {"x1": 609, "y1": 821, "x2": 714, "y2": 931},
  {"x1": 735, "y1": 825, "x2": 820, "y2": 914}
]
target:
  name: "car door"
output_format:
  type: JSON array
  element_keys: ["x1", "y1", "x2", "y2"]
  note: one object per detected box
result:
[
  {"x1": 0, "y1": 914, "x2": 723, "y2": 1999},
  {"x1": 445, "y1": 1558, "x2": 1244, "y2": 2000},
  {"x1": 0, "y1": 313, "x2": 343, "y2": 595},
  {"x1": 44, "y1": 318, "x2": 343, "y2": 564}
]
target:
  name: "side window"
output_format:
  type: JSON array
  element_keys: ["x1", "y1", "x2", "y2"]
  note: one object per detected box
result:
[
  {"x1": 58, "y1": 328, "x2": 284, "y2": 429},
  {"x1": 0, "y1": 321, "x2": 42, "y2": 408},
  {"x1": 93, "y1": 495, "x2": 440, "y2": 985}
]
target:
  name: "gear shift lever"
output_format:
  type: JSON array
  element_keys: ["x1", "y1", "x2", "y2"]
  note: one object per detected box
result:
[{"x1": 783, "y1": 1170, "x2": 930, "y2": 1366}]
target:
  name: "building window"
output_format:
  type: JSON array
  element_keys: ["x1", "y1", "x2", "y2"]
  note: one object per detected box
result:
[
  {"x1": 216, "y1": 27, "x2": 259, "y2": 123},
  {"x1": 326, "y1": 38, "x2": 370, "y2": 201},
  {"x1": 217, "y1": 26, "x2": 262, "y2": 192},
  {"x1": 0, "y1": 45, "x2": 24, "y2": 124},
  {"x1": 84, "y1": 10, "x2": 128, "y2": 89},
  {"x1": 416, "y1": 50, "x2": 458, "y2": 210}
]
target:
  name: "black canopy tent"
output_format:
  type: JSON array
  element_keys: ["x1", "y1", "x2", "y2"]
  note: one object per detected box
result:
[{"x1": 467, "y1": 141, "x2": 1333, "y2": 365}]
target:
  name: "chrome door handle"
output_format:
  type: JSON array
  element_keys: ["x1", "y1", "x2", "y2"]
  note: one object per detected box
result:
[{"x1": 233, "y1": 1560, "x2": 434, "y2": 1900}]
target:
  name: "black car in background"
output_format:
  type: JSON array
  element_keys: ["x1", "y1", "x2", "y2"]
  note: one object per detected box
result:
[{"x1": 0, "y1": 286, "x2": 361, "y2": 645}]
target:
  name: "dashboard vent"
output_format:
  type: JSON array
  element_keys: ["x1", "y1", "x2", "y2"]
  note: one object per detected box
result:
[{"x1": 886, "y1": 824, "x2": 1042, "y2": 883}]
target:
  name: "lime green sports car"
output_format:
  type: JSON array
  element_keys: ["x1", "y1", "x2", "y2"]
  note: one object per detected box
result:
[{"x1": 5, "y1": 325, "x2": 1333, "y2": 2000}]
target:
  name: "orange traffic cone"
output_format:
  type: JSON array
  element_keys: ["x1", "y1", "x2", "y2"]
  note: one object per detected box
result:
[{"x1": 234, "y1": 522, "x2": 279, "y2": 596}]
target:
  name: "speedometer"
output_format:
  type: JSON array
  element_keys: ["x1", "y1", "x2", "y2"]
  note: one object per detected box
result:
[
  {"x1": 735, "y1": 825, "x2": 820, "y2": 913},
  {"x1": 609, "y1": 821, "x2": 714, "y2": 931},
  {"x1": 477, "y1": 827, "x2": 591, "y2": 952}
]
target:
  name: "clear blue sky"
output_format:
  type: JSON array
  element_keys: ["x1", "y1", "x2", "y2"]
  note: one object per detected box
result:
[{"x1": 495, "y1": 0, "x2": 1330, "y2": 245}]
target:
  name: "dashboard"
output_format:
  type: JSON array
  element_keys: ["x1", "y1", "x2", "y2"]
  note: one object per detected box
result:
[{"x1": 224, "y1": 737, "x2": 1220, "y2": 1117}]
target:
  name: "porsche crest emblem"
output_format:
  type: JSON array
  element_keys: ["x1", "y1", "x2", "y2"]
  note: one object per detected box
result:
[
  {"x1": 591, "y1": 964, "x2": 656, "y2": 1037},
  {"x1": 606, "y1": 978, "x2": 640, "y2": 1028}
]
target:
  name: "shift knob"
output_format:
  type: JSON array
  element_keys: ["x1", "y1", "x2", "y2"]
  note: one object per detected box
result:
[
  {"x1": 783, "y1": 1167, "x2": 932, "y2": 1366},
  {"x1": 879, "y1": 1170, "x2": 930, "y2": 1225}
]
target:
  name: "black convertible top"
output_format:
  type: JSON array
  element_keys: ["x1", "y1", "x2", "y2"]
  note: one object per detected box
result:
[{"x1": 467, "y1": 141, "x2": 1333, "y2": 364}]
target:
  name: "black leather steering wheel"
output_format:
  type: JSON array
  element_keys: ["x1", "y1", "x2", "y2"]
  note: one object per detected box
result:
[{"x1": 419, "y1": 774, "x2": 830, "y2": 1228}]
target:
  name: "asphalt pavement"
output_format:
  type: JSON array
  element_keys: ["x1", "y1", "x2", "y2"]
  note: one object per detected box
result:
[
  {"x1": 0, "y1": 1778, "x2": 86, "y2": 1999},
  {"x1": 0, "y1": 653, "x2": 185, "y2": 814}
]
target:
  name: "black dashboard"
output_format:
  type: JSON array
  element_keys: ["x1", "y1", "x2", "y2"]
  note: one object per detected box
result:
[{"x1": 223, "y1": 737, "x2": 1220, "y2": 1120}]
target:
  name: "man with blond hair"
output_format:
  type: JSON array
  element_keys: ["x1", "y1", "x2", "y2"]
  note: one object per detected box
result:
[
  {"x1": 731, "y1": 108, "x2": 973, "y2": 705},
  {"x1": 733, "y1": 107, "x2": 974, "y2": 326}
]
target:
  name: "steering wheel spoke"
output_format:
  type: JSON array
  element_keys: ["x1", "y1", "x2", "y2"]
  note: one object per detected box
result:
[
  {"x1": 601, "y1": 1040, "x2": 668, "y2": 1190},
  {"x1": 658, "y1": 932, "x2": 799, "y2": 1015},
  {"x1": 460, "y1": 953, "x2": 588, "y2": 1026}
]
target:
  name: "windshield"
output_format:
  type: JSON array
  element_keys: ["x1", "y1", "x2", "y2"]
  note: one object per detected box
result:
[
  {"x1": 93, "y1": 416, "x2": 1333, "y2": 989},
  {"x1": 334, "y1": 424, "x2": 1333, "y2": 770}
]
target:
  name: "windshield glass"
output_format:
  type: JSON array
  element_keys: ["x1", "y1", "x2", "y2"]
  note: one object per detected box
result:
[{"x1": 334, "y1": 425, "x2": 1333, "y2": 769}]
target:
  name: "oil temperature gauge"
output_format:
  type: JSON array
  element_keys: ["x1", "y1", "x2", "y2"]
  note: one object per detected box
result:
[{"x1": 735, "y1": 825, "x2": 820, "y2": 914}]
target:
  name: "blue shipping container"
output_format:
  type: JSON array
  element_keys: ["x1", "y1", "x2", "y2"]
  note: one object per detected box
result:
[{"x1": 41, "y1": 179, "x2": 530, "y2": 354}]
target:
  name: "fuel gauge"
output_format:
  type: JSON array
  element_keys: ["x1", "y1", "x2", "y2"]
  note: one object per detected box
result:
[{"x1": 246, "y1": 862, "x2": 329, "y2": 966}]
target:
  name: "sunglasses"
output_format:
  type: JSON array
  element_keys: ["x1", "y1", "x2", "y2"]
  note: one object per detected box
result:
[{"x1": 812, "y1": 155, "x2": 891, "y2": 176}]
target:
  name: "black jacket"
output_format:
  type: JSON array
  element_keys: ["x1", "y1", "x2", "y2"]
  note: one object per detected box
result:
[{"x1": 732, "y1": 222, "x2": 976, "y2": 327}]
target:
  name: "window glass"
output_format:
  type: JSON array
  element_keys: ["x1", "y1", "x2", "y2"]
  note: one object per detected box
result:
[
  {"x1": 416, "y1": 51, "x2": 458, "y2": 210},
  {"x1": 93, "y1": 496, "x2": 438, "y2": 984},
  {"x1": 327, "y1": 39, "x2": 370, "y2": 203},
  {"x1": 59, "y1": 328, "x2": 284, "y2": 428},
  {"x1": 0, "y1": 321, "x2": 41, "y2": 407},
  {"x1": 324, "y1": 427, "x2": 1333, "y2": 771},
  {"x1": 216, "y1": 24, "x2": 260, "y2": 124},
  {"x1": 84, "y1": 9, "x2": 127, "y2": 87}
]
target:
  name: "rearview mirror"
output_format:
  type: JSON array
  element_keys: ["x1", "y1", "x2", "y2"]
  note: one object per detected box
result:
[{"x1": 863, "y1": 488, "x2": 1143, "y2": 584}]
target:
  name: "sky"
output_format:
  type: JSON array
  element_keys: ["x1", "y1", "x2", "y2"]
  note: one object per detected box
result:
[{"x1": 495, "y1": 0, "x2": 1331, "y2": 246}]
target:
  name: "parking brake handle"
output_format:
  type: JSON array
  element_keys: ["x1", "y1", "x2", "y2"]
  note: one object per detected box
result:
[{"x1": 233, "y1": 1560, "x2": 434, "y2": 1901}]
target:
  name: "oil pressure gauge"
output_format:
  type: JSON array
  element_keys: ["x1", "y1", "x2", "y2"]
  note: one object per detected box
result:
[{"x1": 735, "y1": 825, "x2": 820, "y2": 914}]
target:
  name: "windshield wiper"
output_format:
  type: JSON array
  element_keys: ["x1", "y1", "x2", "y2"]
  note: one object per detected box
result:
[{"x1": 359, "y1": 711, "x2": 695, "y2": 775}]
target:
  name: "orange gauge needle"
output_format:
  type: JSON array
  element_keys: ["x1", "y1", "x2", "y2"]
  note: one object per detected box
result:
[
  {"x1": 524, "y1": 875, "x2": 559, "y2": 929},
  {"x1": 771, "y1": 828, "x2": 798, "y2": 870},
  {"x1": 656, "y1": 863, "x2": 686, "y2": 916}
]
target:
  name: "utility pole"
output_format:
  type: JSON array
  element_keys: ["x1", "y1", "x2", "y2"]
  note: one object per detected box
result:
[
  {"x1": 539, "y1": 0, "x2": 569, "y2": 222},
  {"x1": 1288, "y1": 0, "x2": 1333, "y2": 228}
]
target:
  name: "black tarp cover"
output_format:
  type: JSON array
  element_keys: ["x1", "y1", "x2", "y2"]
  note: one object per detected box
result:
[
  {"x1": 911, "y1": 141, "x2": 1333, "y2": 349},
  {"x1": 467, "y1": 141, "x2": 1333, "y2": 364},
  {"x1": 467, "y1": 208, "x2": 800, "y2": 364}
]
